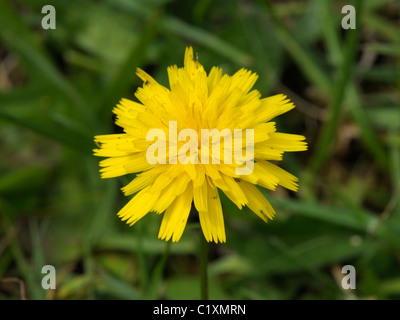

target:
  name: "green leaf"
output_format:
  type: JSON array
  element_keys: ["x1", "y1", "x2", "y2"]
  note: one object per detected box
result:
[
  {"x1": 164, "y1": 276, "x2": 231, "y2": 300},
  {"x1": 107, "y1": 0, "x2": 253, "y2": 66},
  {"x1": 0, "y1": 109, "x2": 93, "y2": 154},
  {"x1": 269, "y1": 196, "x2": 376, "y2": 231},
  {"x1": 259, "y1": 235, "x2": 376, "y2": 275},
  {"x1": 57, "y1": 275, "x2": 93, "y2": 299},
  {"x1": 97, "y1": 11, "x2": 162, "y2": 124},
  {"x1": 0, "y1": 0, "x2": 97, "y2": 131},
  {"x1": 96, "y1": 234, "x2": 196, "y2": 255},
  {"x1": 380, "y1": 277, "x2": 400, "y2": 295},
  {"x1": 0, "y1": 166, "x2": 50, "y2": 195},
  {"x1": 367, "y1": 107, "x2": 400, "y2": 130},
  {"x1": 98, "y1": 273, "x2": 139, "y2": 300}
]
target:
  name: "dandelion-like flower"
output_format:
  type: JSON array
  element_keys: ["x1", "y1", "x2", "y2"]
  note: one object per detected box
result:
[{"x1": 94, "y1": 47, "x2": 307, "y2": 243}]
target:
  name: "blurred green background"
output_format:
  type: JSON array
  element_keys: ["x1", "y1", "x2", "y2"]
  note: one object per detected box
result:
[{"x1": 0, "y1": 0, "x2": 399, "y2": 300}]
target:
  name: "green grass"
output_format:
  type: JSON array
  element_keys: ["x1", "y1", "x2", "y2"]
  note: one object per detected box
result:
[{"x1": 0, "y1": 0, "x2": 399, "y2": 300}]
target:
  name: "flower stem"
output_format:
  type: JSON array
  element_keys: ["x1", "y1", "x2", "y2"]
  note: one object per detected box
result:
[{"x1": 199, "y1": 232, "x2": 209, "y2": 300}]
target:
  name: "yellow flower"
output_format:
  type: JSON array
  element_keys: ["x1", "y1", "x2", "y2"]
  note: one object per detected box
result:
[{"x1": 94, "y1": 47, "x2": 307, "y2": 243}]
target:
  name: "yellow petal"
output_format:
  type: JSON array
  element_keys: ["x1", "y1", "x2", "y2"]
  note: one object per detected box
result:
[
  {"x1": 158, "y1": 183, "x2": 193, "y2": 242},
  {"x1": 258, "y1": 161, "x2": 299, "y2": 191},
  {"x1": 213, "y1": 174, "x2": 247, "y2": 209},
  {"x1": 239, "y1": 161, "x2": 279, "y2": 191},
  {"x1": 254, "y1": 94, "x2": 295, "y2": 123},
  {"x1": 117, "y1": 186, "x2": 159, "y2": 226},
  {"x1": 265, "y1": 132, "x2": 308, "y2": 152},
  {"x1": 152, "y1": 170, "x2": 191, "y2": 213},
  {"x1": 253, "y1": 122, "x2": 276, "y2": 143},
  {"x1": 152, "y1": 183, "x2": 177, "y2": 214},
  {"x1": 99, "y1": 153, "x2": 153, "y2": 178},
  {"x1": 149, "y1": 164, "x2": 183, "y2": 194},
  {"x1": 94, "y1": 134, "x2": 143, "y2": 157},
  {"x1": 136, "y1": 68, "x2": 157, "y2": 85},
  {"x1": 193, "y1": 182, "x2": 208, "y2": 213},
  {"x1": 230, "y1": 68, "x2": 258, "y2": 95},
  {"x1": 207, "y1": 66, "x2": 223, "y2": 95},
  {"x1": 237, "y1": 180, "x2": 275, "y2": 222},
  {"x1": 198, "y1": 182, "x2": 226, "y2": 243},
  {"x1": 121, "y1": 166, "x2": 164, "y2": 196}
]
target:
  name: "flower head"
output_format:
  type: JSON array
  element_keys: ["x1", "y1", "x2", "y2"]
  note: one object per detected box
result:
[{"x1": 94, "y1": 47, "x2": 307, "y2": 243}]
